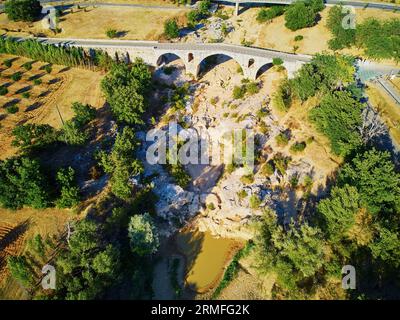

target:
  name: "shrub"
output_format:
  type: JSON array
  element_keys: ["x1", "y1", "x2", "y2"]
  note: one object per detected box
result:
[
  {"x1": 273, "y1": 153, "x2": 291, "y2": 175},
  {"x1": 275, "y1": 133, "x2": 289, "y2": 147},
  {"x1": 237, "y1": 189, "x2": 248, "y2": 200},
  {"x1": 128, "y1": 213, "x2": 159, "y2": 256},
  {"x1": 257, "y1": 6, "x2": 285, "y2": 23},
  {"x1": 284, "y1": 1, "x2": 318, "y2": 31},
  {"x1": 246, "y1": 82, "x2": 259, "y2": 95},
  {"x1": 273, "y1": 57, "x2": 284, "y2": 66},
  {"x1": 3, "y1": 59, "x2": 13, "y2": 68},
  {"x1": 55, "y1": 167, "x2": 80, "y2": 208},
  {"x1": 60, "y1": 120, "x2": 89, "y2": 145},
  {"x1": 106, "y1": 29, "x2": 117, "y2": 39},
  {"x1": 23, "y1": 61, "x2": 32, "y2": 70},
  {"x1": 164, "y1": 19, "x2": 179, "y2": 39},
  {"x1": 240, "y1": 174, "x2": 255, "y2": 185},
  {"x1": 71, "y1": 102, "x2": 96, "y2": 127},
  {"x1": 6, "y1": 104, "x2": 19, "y2": 114},
  {"x1": 11, "y1": 72, "x2": 22, "y2": 82},
  {"x1": 233, "y1": 85, "x2": 246, "y2": 100},
  {"x1": 260, "y1": 162, "x2": 274, "y2": 176},
  {"x1": 7, "y1": 256, "x2": 34, "y2": 287},
  {"x1": 44, "y1": 65, "x2": 52, "y2": 74},
  {"x1": 0, "y1": 86, "x2": 8, "y2": 96},
  {"x1": 290, "y1": 141, "x2": 307, "y2": 153},
  {"x1": 207, "y1": 203, "x2": 216, "y2": 210},
  {"x1": 33, "y1": 79, "x2": 42, "y2": 85},
  {"x1": 273, "y1": 80, "x2": 292, "y2": 112},
  {"x1": 294, "y1": 35, "x2": 304, "y2": 42},
  {"x1": 22, "y1": 92, "x2": 30, "y2": 99},
  {"x1": 0, "y1": 156, "x2": 50, "y2": 209},
  {"x1": 249, "y1": 194, "x2": 262, "y2": 209},
  {"x1": 12, "y1": 123, "x2": 58, "y2": 151}
]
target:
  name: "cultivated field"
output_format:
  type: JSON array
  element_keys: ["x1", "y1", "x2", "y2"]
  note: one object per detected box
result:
[
  {"x1": 0, "y1": 53, "x2": 105, "y2": 299},
  {"x1": 0, "y1": 54, "x2": 105, "y2": 160}
]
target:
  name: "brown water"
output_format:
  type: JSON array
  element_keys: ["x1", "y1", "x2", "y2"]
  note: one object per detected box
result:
[{"x1": 175, "y1": 228, "x2": 242, "y2": 294}]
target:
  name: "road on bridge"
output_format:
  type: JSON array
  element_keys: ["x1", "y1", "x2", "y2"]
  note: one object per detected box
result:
[{"x1": 35, "y1": 37, "x2": 312, "y2": 63}]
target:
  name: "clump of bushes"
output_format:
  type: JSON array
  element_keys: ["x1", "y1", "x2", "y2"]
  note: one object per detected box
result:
[
  {"x1": 106, "y1": 29, "x2": 117, "y2": 39},
  {"x1": 284, "y1": 0, "x2": 324, "y2": 31},
  {"x1": 164, "y1": 19, "x2": 180, "y2": 39},
  {"x1": 0, "y1": 85, "x2": 8, "y2": 96},
  {"x1": 6, "y1": 104, "x2": 19, "y2": 114},
  {"x1": 257, "y1": 6, "x2": 285, "y2": 23},
  {"x1": 240, "y1": 173, "x2": 255, "y2": 185},
  {"x1": 11, "y1": 72, "x2": 22, "y2": 82},
  {"x1": 275, "y1": 132, "x2": 289, "y2": 147},
  {"x1": 290, "y1": 141, "x2": 307, "y2": 153},
  {"x1": 232, "y1": 80, "x2": 259, "y2": 100}
]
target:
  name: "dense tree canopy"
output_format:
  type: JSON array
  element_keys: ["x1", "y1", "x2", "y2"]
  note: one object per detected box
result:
[
  {"x1": 128, "y1": 213, "x2": 159, "y2": 256},
  {"x1": 0, "y1": 156, "x2": 50, "y2": 209},
  {"x1": 101, "y1": 60, "x2": 151, "y2": 125},
  {"x1": 284, "y1": 0, "x2": 324, "y2": 31},
  {"x1": 5, "y1": 0, "x2": 42, "y2": 22},
  {"x1": 309, "y1": 90, "x2": 364, "y2": 157},
  {"x1": 98, "y1": 127, "x2": 143, "y2": 199}
]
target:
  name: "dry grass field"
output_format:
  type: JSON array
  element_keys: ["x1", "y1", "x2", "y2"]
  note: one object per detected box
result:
[
  {"x1": 0, "y1": 54, "x2": 105, "y2": 160},
  {"x1": 0, "y1": 6, "x2": 189, "y2": 41},
  {"x1": 225, "y1": 7, "x2": 400, "y2": 57}
]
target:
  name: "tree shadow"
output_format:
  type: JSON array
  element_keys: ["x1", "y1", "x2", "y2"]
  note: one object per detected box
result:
[
  {"x1": 116, "y1": 31, "x2": 129, "y2": 38},
  {"x1": 58, "y1": 66, "x2": 70, "y2": 73},
  {"x1": 0, "y1": 219, "x2": 31, "y2": 252},
  {"x1": 3, "y1": 98, "x2": 20, "y2": 108},
  {"x1": 28, "y1": 73, "x2": 45, "y2": 81},
  {"x1": 25, "y1": 102, "x2": 43, "y2": 112},
  {"x1": 38, "y1": 90, "x2": 51, "y2": 98},
  {"x1": 48, "y1": 78, "x2": 61, "y2": 85},
  {"x1": 15, "y1": 86, "x2": 32, "y2": 94}
]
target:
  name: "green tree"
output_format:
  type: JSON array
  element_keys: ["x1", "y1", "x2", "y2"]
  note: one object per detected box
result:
[
  {"x1": 55, "y1": 167, "x2": 80, "y2": 208},
  {"x1": 255, "y1": 210, "x2": 326, "y2": 297},
  {"x1": 284, "y1": 2, "x2": 316, "y2": 31},
  {"x1": 101, "y1": 60, "x2": 150, "y2": 125},
  {"x1": 5, "y1": 0, "x2": 42, "y2": 22},
  {"x1": 7, "y1": 256, "x2": 34, "y2": 287},
  {"x1": 71, "y1": 102, "x2": 96, "y2": 127},
  {"x1": 164, "y1": 19, "x2": 179, "y2": 39},
  {"x1": 60, "y1": 120, "x2": 89, "y2": 146},
  {"x1": 128, "y1": 213, "x2": 159, "y2": 256},
  {"x1": 98, "y1": 127, "x2": 143, "y2": 199},
  {"x1": 309, "y1": 90, "x2": 363, "y2": 157},
  {"x1": 12, "y1": 123, "x2": 58, "y2": 152},
  {"x1": 0, "y1": 156, "x2": 50, "y2": 209},
  {"x1": 317, "y1": 185, "x2": 361, "y2": 242},
  {"x1": 326, "y1": 5, "x2": 356, "y2": 50},
  {"x1": 338, "y1": 149, "x2": 400, "y2": 215}
]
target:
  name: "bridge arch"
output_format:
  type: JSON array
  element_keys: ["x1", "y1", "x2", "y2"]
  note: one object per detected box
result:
[
  {"x1": 196, "y1": 53, "x2": 244, "y2": 78},
  {"x1": 156, "y1": 52, "x2": 187, "y2": 67},
  {"x1": 255, "y1": 62, "x2": 274, "y2": 79}
]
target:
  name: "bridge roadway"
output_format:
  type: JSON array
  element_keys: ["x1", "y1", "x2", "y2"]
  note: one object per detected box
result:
[{"x1": 34, "y1": 37, "x2": 312, "y2": 79}]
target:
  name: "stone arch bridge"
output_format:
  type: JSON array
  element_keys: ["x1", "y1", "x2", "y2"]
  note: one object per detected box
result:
[{"x1": 40, "y1": 38, "x2": 312, "y2": 79}]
